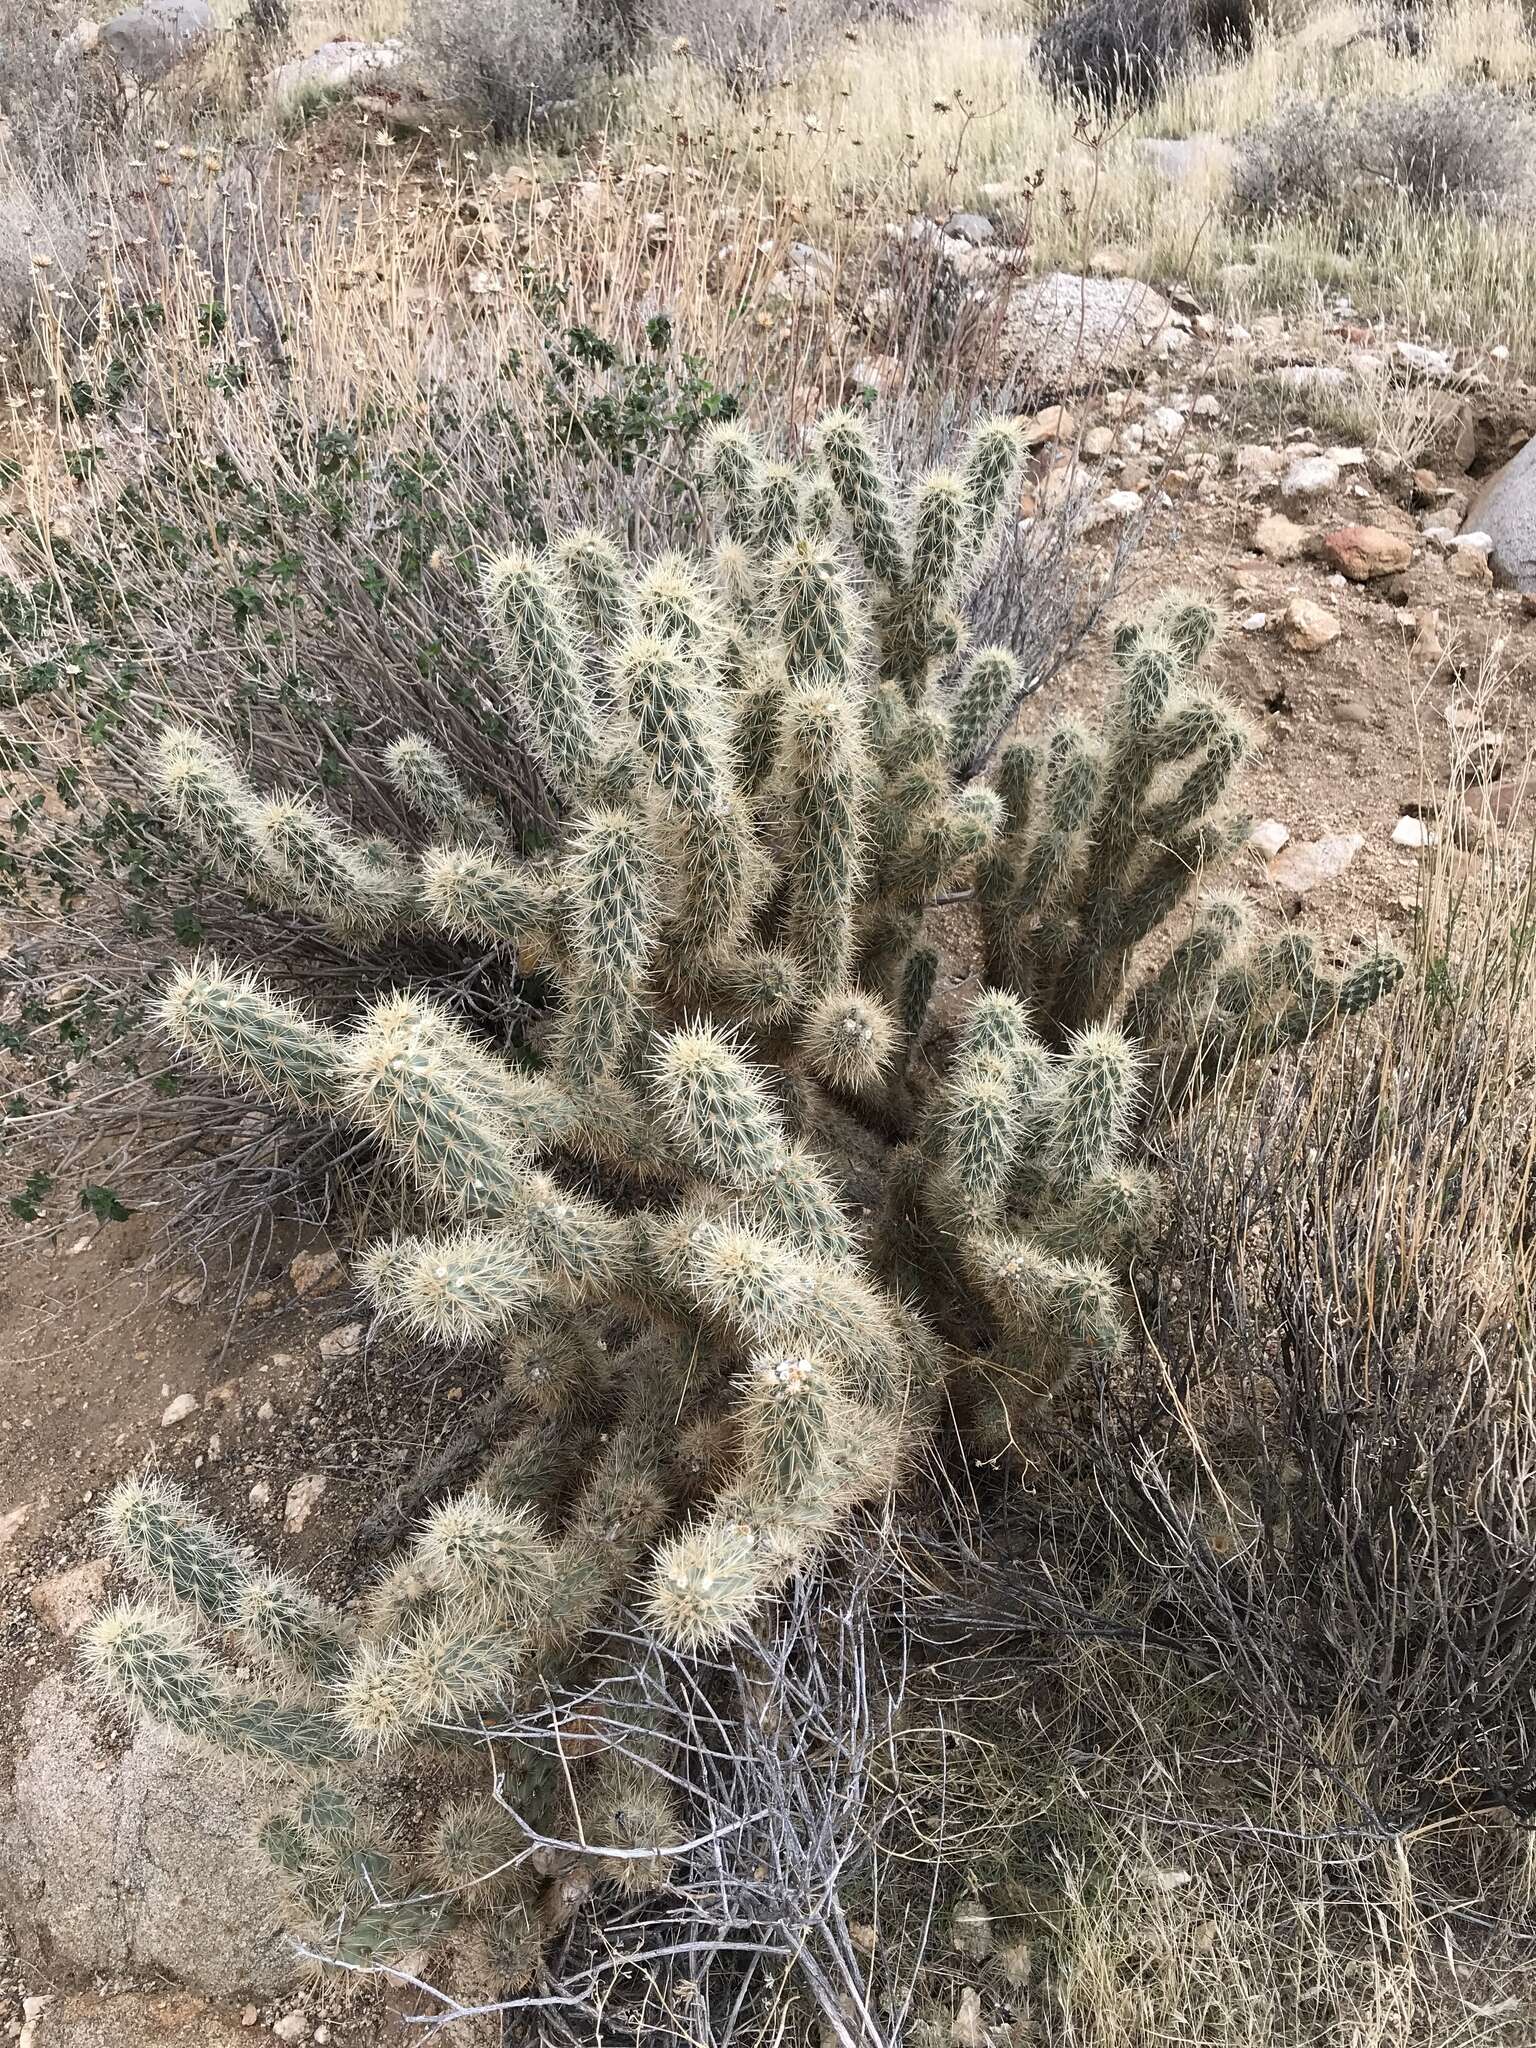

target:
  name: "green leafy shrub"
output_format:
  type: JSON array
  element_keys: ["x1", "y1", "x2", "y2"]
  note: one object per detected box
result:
[{"x1": 86, "y1": 406, "x2": 1402, "y2": 1978}]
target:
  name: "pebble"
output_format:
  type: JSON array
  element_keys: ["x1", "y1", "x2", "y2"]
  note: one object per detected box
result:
[
  {"x1": 1240, "y1": 612, "x2": 1268, "y2": 632},
  {"x1": 288, "y1": 1249, "x2": 344, "y2": 1299},
  {"x1": 1146, "y1": 404, "x2": 1186, "y2": 446},
  {"x1": 161, "y1": 1392, "x2": 199, "y2": 1428},
  {"x1": 1392, "y1": 814, "x2": 1435, "y2": 848},
  {"x1": 1251, "y1": 818, "x2": 1291, "y2": 858},
  {"x1": 1236, "y1": 444, "x2": 1285, "y2": 483},
  {"x1": 1, "y1": 1503, "x2": 32, "y2": 1562},
  {"x1": 1279, "y1": 596, "x2": 1339, "y2": 652},
  {"x1": 1020, "y1": 403, "x2": 1074, "y2": 446},
  {"x1": 1268, "y1": 832, "x2": 1364, "y2": 905},
  {"x1": 1251, "y1": 511, "x2": 1310, "y2": 563},
  {"x1": 1283, "y1": 453, "x2": 1340, "y2": 499},
  {"x1": 317, "y1": 1322, "x2": 363, "y2": 1362},
  {"x1": 28, "y1": 1558, "x2": 110, "y2": 1639},
  {"x1": 283, "y1": 1475, "x2": 328, "y2": 1534},
  {"x1": 272, "y1": 2016, "x2": 311, "y2": 2045}
]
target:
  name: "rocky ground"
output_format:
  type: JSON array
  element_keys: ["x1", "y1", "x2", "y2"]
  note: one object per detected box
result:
[{"x1": 3, "y1": 193, "x2": 1536, "y2": 2044}]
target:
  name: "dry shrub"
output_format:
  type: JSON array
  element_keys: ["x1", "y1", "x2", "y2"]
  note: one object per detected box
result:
[
  {"x1": 407, "y1": 0, "x2": 632, "y2": 138},
  {"x1": 653, "y1": 0, "x2": 867, "y2": 92},
  {"x1": 1034, "y1": 0, "x2": 1255, "y2": 111},
  {"x1": 0, "y1": 0, "x2": 121, "y2": 181},
  {"x1": 982, "y1": 845, "x2": 1536, "y2": 1831},
  {"x1": 1233, "y1": 84, "x2": 1536, "y2": 222}
]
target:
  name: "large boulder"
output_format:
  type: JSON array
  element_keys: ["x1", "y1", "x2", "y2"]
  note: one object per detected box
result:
[
  {"x1": 99, "y1": 0, "x2": 214, "y2": 84},
  {"x1": 0, "y1": 1673, "x2": 295, "y2": 1995},
  {"x1": 1466, "y1": 435, "x2": 1536, "y2": 592},
  {"x1": 1000, "y1": 272, "x2": 1176, "y2": 386}
]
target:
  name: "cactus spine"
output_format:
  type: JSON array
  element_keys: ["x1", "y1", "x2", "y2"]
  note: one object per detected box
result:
[{"x1": 129, "y1": 408, "x2": 1405, "y2": 1987}]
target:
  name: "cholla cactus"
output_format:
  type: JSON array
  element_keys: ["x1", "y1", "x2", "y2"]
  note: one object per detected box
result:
[{"x1": 111, "y1": 405, "x2": 1404, "y2": 1982}]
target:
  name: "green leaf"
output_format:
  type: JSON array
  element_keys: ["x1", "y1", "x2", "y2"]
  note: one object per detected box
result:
[{"x1": 80, "y1": 1184, "x2": 132, "y2": 1225}]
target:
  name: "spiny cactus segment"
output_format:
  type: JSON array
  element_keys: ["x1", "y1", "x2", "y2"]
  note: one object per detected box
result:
[{"x1": 117, "y1": 406, "x2": 1404, "y2": 1978}]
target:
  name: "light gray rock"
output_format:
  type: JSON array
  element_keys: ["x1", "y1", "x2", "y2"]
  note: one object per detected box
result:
[
  {"x1": 265, "y1": 35, "x2": 402, "y2": 107},
  {"x1": 944, "y1": 211, "x2": 995, "y2": 246},
  {"x1": 1466, "y1": 435, "x2": 1536, "y2": 592},
  {"x1": 99, "y1": 0, "x2": 213, "y2": 83},
  {"x1": 0, "y1": 1673, "x2": 295, "y2": 1995},
  {"x1": 1000, "y1": 272, "x2": 1174, "y2": 386},
  {"x1": 1283, "y1": 454, "x2": 1340, "y2": 500}
]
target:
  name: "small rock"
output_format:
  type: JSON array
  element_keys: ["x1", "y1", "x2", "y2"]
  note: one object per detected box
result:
[
  {"x1": 1081, "y1": 424, "x2": 1114, "y2": 458},
  {"x1": 1146, "y1": 404, "x2": 1186, "y2": 447},
  {"x1": 1020, "y1": 403, "x2": 1075, "y2": 447},
  {"x1": 1392, "y1": 814, "x2": 1435, "y2": 849},
  {"x1": 943, "y1": 210, "x2": 994, "y2": 246},
  {"x1": 272, "y1": 2015, "x2": 311, "y2": 2045},
  {"x1": 1322, "y1": 525, "x2": 1412, "y2": 581},
  {"x1": 170, "y1": 1276, "x2": 205, "y2": 1309},
  {"x1": 1267, "y1": 832, "x2": 1364, "y2": 905},
  {"x1": 288, "y1": 1249, "x2": 343, "y2": 1300},
  {"x1": 28, "y1": 1558, "x2": 111, "y2": 1639},
  {"x1": 1, "y1": 1502, "x2": 32, "y2": 1566},
  {"x1": 1251, "y1": 512, "x2": 1310, "y2": 563},
  {"x1": 1235, "y1": 444, "x2": 1285, "y2": 486},
  {"x1": 1448, "y1": 546, "x2": 1492, "y2": 586},
  {"x1": 1283, "y1": 453, "x2": 1340, "y2": 500},
  {"x1": 161, "y1": 1392, "x2": 199, "y2": 1428},
  {"x1": 283, "y1": 1475, "x2": 327, "y2": 1535},
  {"x1": 317, "y1": 1321, "x2": 363, "y2": 1363},
  {"x1": 1240, "y1": 612, "x2": 1268, "y2": 632},
  {"x1": 1192, "y1": 393, "x2": 1221, "y2": 417},
  {"x1": 1251, "y1": 818, "x2": 1291, "y2": 858},
  {"x1": 1396, "y1": 338, "x2": 1454, "y2": 379},
  {"x1": 1097, "y1": 490, "x2": 1144, "y2": 522},
  {"x1": 1280, "y1": 597, "x2": 1339, "y2": 652},
  {"x1": 248, "y1": 1480, "x2": 272, "y2": 1508}
]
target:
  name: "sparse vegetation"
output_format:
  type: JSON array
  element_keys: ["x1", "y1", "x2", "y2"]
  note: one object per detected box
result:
[{"x1": 1233, "y1": 82, "x2": 1536, "y2": 222}]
